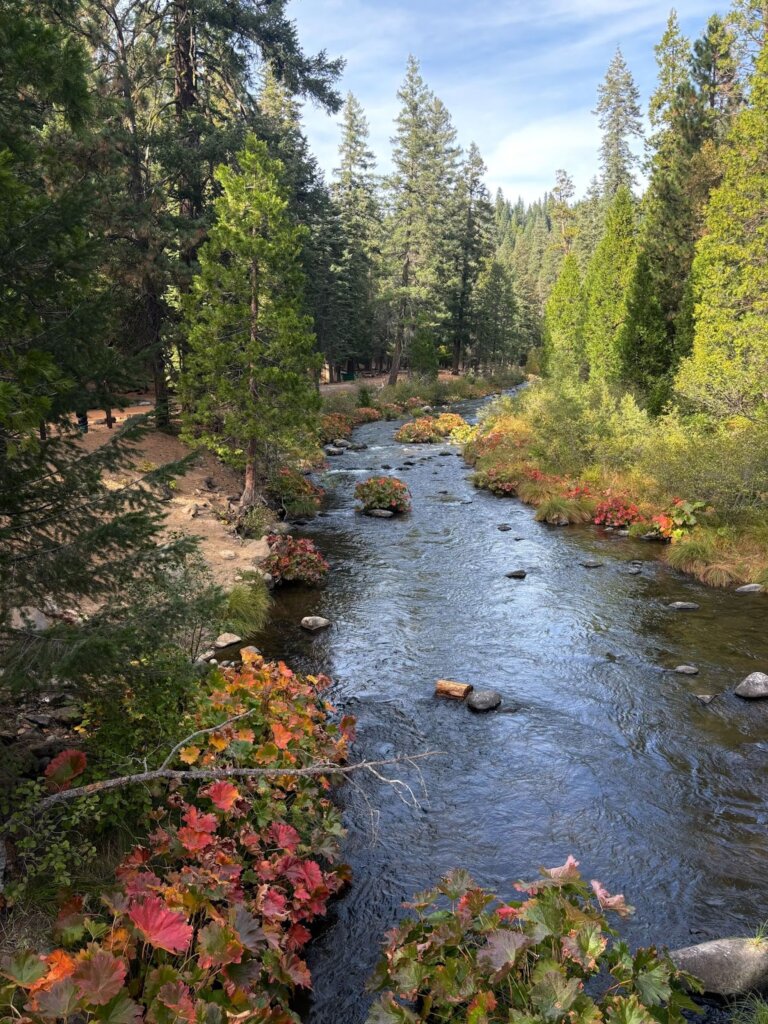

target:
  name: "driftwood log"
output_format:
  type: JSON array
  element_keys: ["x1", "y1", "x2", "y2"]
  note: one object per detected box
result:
[{"x1": 434, "y1": 679, "x2": 473, "y2": 700}]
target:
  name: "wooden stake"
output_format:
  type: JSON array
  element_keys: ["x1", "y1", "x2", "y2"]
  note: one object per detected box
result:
[{"x1": 434, "y1": 680, "x2": 473, "y2": 700}]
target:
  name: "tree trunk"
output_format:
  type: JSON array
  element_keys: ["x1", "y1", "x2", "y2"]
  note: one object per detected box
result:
[{"x1": 240, "y1": 440, "x2": 259, "y2": 509}]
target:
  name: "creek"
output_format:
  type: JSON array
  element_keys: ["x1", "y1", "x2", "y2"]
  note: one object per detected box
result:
[{"x1": 256, "y1": 396, "x2": 768, "y2": 1024}]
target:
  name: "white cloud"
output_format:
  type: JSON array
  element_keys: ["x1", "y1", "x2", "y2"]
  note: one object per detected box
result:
[{"x1": 292, "y1": 0, "x2": 725, "y2": 202}]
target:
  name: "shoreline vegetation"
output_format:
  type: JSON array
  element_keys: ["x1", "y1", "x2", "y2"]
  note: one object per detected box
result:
[{"x1": 463, "y1": 382, "x2": 768, "y2": 591}]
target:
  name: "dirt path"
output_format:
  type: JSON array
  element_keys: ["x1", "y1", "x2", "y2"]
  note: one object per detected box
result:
[{"x1": 77, "y1": 395, "x2": 268, "y2": 587}]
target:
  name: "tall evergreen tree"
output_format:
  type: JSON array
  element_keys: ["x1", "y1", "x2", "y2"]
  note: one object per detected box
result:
[
  {"x1": 543, "y1": 253, "x2": 585, "y2": 380},
  {"x1": 594, "y1": 48, "x2": 643, "y2": 196},
  {"x1": 384, "y1": 57, "x2": 460, "y2": 382},
  {"x1": 471, "y1": 259, "x2": 519, "y2": 369},
  {"x1": 676, "y1": 43, "x2": 768, "y2": 418},
  {"x1": 181, "y1": 136, "x2": 320, "y2": 507},
  {"x1": 582, "y1": 186, "x2": 637, "y2": 384},
  {"x1": 447, "y1": 142, "x2": 494, "y2": 373},
  {"x1": 331, "y1": 92, "x2": 381, "y2": 374}
]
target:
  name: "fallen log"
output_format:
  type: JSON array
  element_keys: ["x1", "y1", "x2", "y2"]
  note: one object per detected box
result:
[{"x1": 434, "y1": 679, "x2": 473, "y2": 701}]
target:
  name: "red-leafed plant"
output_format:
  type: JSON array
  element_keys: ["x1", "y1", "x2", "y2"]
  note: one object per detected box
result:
[
  {"x1": 319, "y1": 412, "x2": 353, "y2": 444},
  {"x1": 0, "y1": 653, "x2": 356, "y2": 1024},
  {"x1": 355, "y1": 477, "x2": 411, "y2": 514},
  {"x1": 351, "y1": 406, "x2": 382, "y2": 425},
  {"x1": 263, "y1": 534, "x2": 329, "y2": 586},
  {"x1": 594, "y1": 494, "x2": 642, "y2": 529}
]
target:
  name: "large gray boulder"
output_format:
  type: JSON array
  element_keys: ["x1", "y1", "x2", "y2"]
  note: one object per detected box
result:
[
  {"x1": 670, "y1": 938, "x2": 768, "y2": 996},
  {"x1": 734, "y1": 671, "x2": 768, "y2": 700}
]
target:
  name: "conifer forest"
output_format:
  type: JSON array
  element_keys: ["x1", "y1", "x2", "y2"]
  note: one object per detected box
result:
[{"x1": 3, "y1": 3, "x2": 768, "y2": 1024}]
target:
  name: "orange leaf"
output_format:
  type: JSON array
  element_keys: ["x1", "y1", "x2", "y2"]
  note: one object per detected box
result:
[
  {"x1": 271, "y1": 722, "x2": 293, "y2": 750},
  {"x1": 179, "y1": 746, "x2": 200, "y2": 765}
]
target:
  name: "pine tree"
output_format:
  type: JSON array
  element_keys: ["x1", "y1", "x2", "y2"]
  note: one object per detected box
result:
[
  {"x1": 594, "y1": 48, "x2": 643, "y2": 196},
  {"x1": 181, "y1": 136, "x2": 320, "y2": 507},
  {"x1": 543, "y1": 254, "x2": 585, "y2": 380},
  {"x1": 331, "y1": 93, "x2": 381, "y2": 375},
  {"x1": 471, "y1": 259, "x2": 519, "y2": 369},
  {"x1": 620, "y1": 14, "x2": 739, "y2": 411},
  {"x1": 0, "y1": 1, "x2": 198, "y2": 696},
  {"x1": 447, "y1": 142, "x2": 494, "y2": 373},
  {"x1": 676, "y1": 43, "x2": 768, "y2": 418},
  {"x1": 649, "y1": 10, "x2": 692, "y2": 139},
  {"x1": 572, "y1": 176, "x2": 606, "y2": 272},
  {"x1": 582, "y1": 186, "x2": 637, "y2": 384},
  {"x1": 384, "y1": 57, "x2": 460, "y2": 382}
]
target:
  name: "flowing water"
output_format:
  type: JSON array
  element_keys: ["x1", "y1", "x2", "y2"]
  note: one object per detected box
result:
[{"x1": 256, "y1": 397, "x2": 768, "y2": 1024}]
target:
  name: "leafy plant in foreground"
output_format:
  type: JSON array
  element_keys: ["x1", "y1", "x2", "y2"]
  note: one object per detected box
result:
[{"x1": 368, "y1": 856, "x2": 700, "y2": 1024}]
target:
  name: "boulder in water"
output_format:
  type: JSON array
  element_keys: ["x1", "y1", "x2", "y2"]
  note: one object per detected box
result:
[
  {"x1": 581, "y1": 560, "x2": 603, "y2": 569},
  {"x1": 670, "y1": 937, "x2": 768, "y2": 996},
  {"x1": 506, "y1": 569, "x2": 527, "y2": 579},
  {"x1": 497, "y1": 524, "x2": 512, "y2": 532},
  {"x1": 734, "y1": 671, "x2": 768, "y2": 700},
  {"x1": 667, "y1": 601, "x2": 700, "y2": 611},
  {"x1": 466, "y1": 689, "x2": 502, "y2": 712},
  {"x1": 325, "y1": 445, "x2": 345, "y2": 456},
  {"x1": 368, "y1": 509, "x2": 394, "y2": 518},
  {"x1": 301, "y1": 616, "x2": 332, "y2": 633},
  {"x1": 736, "y1": 583, "x2": 765, "y2": 594},
  {"x1": 675, "y1": 665, "x2": 699, "y2": 675}
]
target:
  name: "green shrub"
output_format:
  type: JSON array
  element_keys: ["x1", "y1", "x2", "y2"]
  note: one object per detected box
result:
[
  {"x1": 368, "y1": 856, "x2": 699, "y2": 1024},
  {"x1": 225, "y1": 573, "x2": 271, "y2": 636},
  {"x1": 535, "y1": 495, "x2": 595, "y2": 525},
  {"x1": 267, "y1": 466, "x2": 324, "y2": 518}
]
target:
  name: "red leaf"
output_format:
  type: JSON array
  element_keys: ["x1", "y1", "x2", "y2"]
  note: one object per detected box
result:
[
  {"x1": 177, "y1": 827, "x2": 215, "y2": 853},
  {"x1": 271, "y1": 722, "x2": 293, "y2": 750},
  {"x1": 269, "y1": 822, "x2": 301, "y2": 853},
  {"x1": 279, "y1": 953, "x2": 312, "y2": 989},
  {"x1": 286, "y1": 924, "x2": 312, "y2": 952},
  {"x1": 182, "y1": 805, "x2": 217, "y2": 833},
  {"x1": 44, "y1": 749, "x2": 86, "y2": 792},
  {"x1": 156, "y1": 981, "x2": 195, "y2": 1023},
  {"x1": 128, "y1": 897, "x2": 193, "y2": 954},
  {"x1": 260, "y1": 889, "x2": 288, "y2": 920},
  {"x1": 73, "y1": 950, "x2": 127, "y2": 1006},
  {"x1": 202, "y1": 780, "x2": 240, "y2": 812}
]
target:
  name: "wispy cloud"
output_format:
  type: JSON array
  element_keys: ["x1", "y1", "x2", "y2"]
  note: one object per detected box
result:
[{"x1": 293, "y1": 0, "x2": 725, "y2": 203}]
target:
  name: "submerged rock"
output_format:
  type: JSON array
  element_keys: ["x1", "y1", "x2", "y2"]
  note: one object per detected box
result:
[
  {"x1": 734, "y1": 671, "x2": 768, "y2": 700},
  {"x1": 696, "y1": 694, "x2": 717, "y2": 705},
  {"x1": 368, "y1": 509, "x2": 394, "y2": 519},
  {"x1": 667, "y1": 601, "x2": 700, "y2": 611},
  {"x1": 736, "y1": 583, "x2": 765, "y2": 594},
  {"x1": 628, "y1": 567, "x2": 642, "y2": 575},
  {"x1": 301, "y1": 616, "x2": 332, "y2": 633},
  {"x1": 506, "y1": 569, "x2": 527, "y2": 579},
  {"x1": 670, "y1": 937, "x2": 768, "y2": 996},
  {"x1": 466, "y1": 689, "x2": 502, "y2": 712},
  {"x1": 497, "y1": 524, "x2": 512, "y2": 532},
  {"x1": 325, "y1": 446, "x2": 345, "y2": 456},
  {"x1": 581, "y1": 560, "x2": 603, "y2": 569},
  {"x1": 675, "y1": 665, "x2": 699, "y2": 675}
]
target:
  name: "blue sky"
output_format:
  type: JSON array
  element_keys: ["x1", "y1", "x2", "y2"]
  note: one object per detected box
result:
[{"x1": 292, "y1": 0, "x2": 725, "y2": 203}]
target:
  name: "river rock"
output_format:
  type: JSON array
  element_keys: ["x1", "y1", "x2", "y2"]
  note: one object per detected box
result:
[
  {"x1": 301, "y1": 616, "x2": 332, "y2": 633},
  {"x1": 325, "y1": 446, "x2": 345, "y2": 456},
  {"x1": 368, "y1": 509, "x2": 394, "y2": 518},
  {"x1": 51, "y1": 705, "x2": 83, "y2": 725},
  {"x1": 667, "y1": 601, "x2": 700, "y2": 611},
  {"x1": 734, "y1": 671, "x2": 768, "y2": 700},
  {"x1": 696, "y1": 694, "x2": 717, "y2": 705},
  {"x1": 670, "y1": 937, "x2": 768, "y2": 996},
  {"x1": 736, "y1": 583, "x2": 765, "y2": 594},
  {"x1": 381, "y1": 464, "x2": 392, "y2": 470},
  {"x1": 628, "y1": 567, "x2": 642, "y2": 575},
  {"x1": 333, "y1": 438, "x2": 352, "y2": 448},
  {"x1": 506, "y1": 569, "x2": 527, "y2": 579},
  {"x1": 675, "y1": 665, "x2": 699, "y2": 675},
  {"x1": 349, "y1": 442, "x2": 368, "y2": 451},
  {"x1": 581, "y1": 560, "x2": 603, "y2": 569},
  {"x1": 466, "y1": 689, "x2": 502, "y2": 712},
  {"x1": 240, "y1": 645, "x2": 261, "y2": 659},
  {"x1": 497, "y1": 524, "x2": 512, "y2": 532},
  {"x1": 214, "y1": 632, "x2": 242, "y2": 648}
]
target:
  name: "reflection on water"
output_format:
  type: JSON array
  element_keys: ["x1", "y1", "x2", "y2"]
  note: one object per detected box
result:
[{"x1": 256, "y1": 399, "x2": 768, "y2": 1024}]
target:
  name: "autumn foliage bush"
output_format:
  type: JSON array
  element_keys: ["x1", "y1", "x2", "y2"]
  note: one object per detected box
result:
[
  {"x1": 369, "y1": 856, "x2": 699, "y2": 1024},
  {"x1": 267, "y1": 468, "x2": 324, "y2": 518},
  {"x1": 594, "y1": 495, "x2": 642, "y2": 529},
  {"x1": 351, "y1": 407, "x2": 382, "y2": 425},
  {"x1": 0, "y1": 653, "x2": 355, "y2": 1024},
  {"x1": 395, "y1": 414, "x2": 467, "y2": 444},
  {"x1": 319, "y1": 412, "x2": 353, "y2": 444},
  {"x1": 263, "y1": 535, "x2": 329, "y2": 586},
  {"x1": 354, "y1": 477, "x2": 411, "y2": 514}
]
